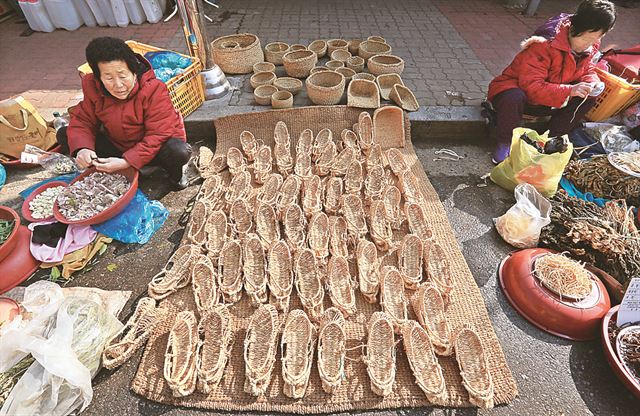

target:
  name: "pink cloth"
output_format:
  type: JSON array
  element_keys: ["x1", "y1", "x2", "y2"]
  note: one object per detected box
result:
[{"x1": 28, "y1": 222, "x2": 97, "y2": 263}]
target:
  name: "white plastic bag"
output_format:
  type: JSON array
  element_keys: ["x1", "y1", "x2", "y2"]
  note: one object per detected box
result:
[{"x1": 494, "y1": 183, "x2": 552, "y2": 249}]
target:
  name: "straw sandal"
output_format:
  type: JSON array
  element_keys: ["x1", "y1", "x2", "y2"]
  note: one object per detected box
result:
[
  {"x1": 296, "y1": 128, "x2": 314, "y2": 156},
  {"x1": 366, "y1": 143, "x2": 384, "y2": 170},
  {"x1": 314, "y1": 141, "x2": 337, "y2": 177},
  {"x1": 256, "y1": 173, "x2": 283, "y2": 207},
  {"x1": 268, "y1": 240, "x2": 294, "y2": 311},
  {"x1": 358, "y1": 112, "x2": 374, "y2": 155},
  {"x1": 308, "y1": 211, "x2": 330, "y2": 261},
  {"x1": 369, "y1": 200, "x2": 393, "y2": 251},
  {"x1": 398, "y1": 170, "x2": 423, "y2": 205},
  {"x1": 356, "y1": 239, "x2": 381, "y2": 303},
  {"x1": 302, "y1": 175, "x2": 323, "y2": 219},
  {"x1": 341, "y1": 194, "x2": 368, "y2": 241},
  {"x1": 294, "y1": 152, "x2": 313, "y2": 180},
  {"x1": 240, "y1": 131, "x2": 258, "y2": 162},
  {"x1": 382, "y1": 185, "x2": 404, "y2": 230},
  {"x1": 411, "y1": 284, "x2": 453, "y2": 356},
  {"x1": 192, "y1": 254, "x2": 219, "y2": 313},
  {"x1": 380, "y1": 266, "x2": 408, "y2": 333},
  {"x1": 164, "y1": 310, "x2": 198, "y2": 397},
  {"x1": 199, "y1": 175, "x2": 224, "y2": 207},
  {"x1": 329, "y1": 216, "x2": 350, "y2": 258},
  {"x1": 317, "y1": 307, "x2": 347, "y2": 393},
  {"x1": 385, "y1": 148, "x2": 409, "y2": 176},
  {"x1": 253, "y1": 146, "x2": 273, "y2": 185},
  {"x1": 281, "y1": 309, "x2": 317, "y2": 398},
  {"x1": 344, "y1": 160, "x2": 364, "y2": 194},
  {"x1": 228, "y1": 200, "x2": 253, "y2": 240},
  {"x1": 283, "y1": 204, "x2": 307, "y2": 253},
  {"x1": 217, "y1": 239, "x2": 243, "y2": 303},
  {"x1": 425, "y1": 242, "x2": 454, "y2": 300},
  {"x1": 103, "y1": 297, "x2": 162, "y2": 370},
  {"x1": 398, "y1": 234, "x2": 423, "y2": 289},
  {"x1": 364, "y1": 311, "x2": 396, "y2": 397},
  {"x1": 225, "y1": 170, "x2": 252, "y2": 207},
  {"x1": 243, "y1": 233, "x2": 268, "y2": 306},
  {"x1": 149, "y1": 244, "x2": 199, "y2": 300},
  {"x1": 196, "y1": 146, "x2": 214, "y2": 175},
  {"x1": 327, "y1": 256, "x2": 357, "y2": 316},
  {"x1": 454, "y1": 325, "x2": 495, "y2": 408},
  {"x1": 186, "y1": 199, "x2": 209, "y2": 247},
  {"x1": 274, "y1": 142, "x2": 294, "y2": 178},
  {"x1": 340, "y1": 129, "x2": 360, "y2": 153},
  {"x1": 227, "y1": 147, "x2": 247, "y2": 176},
  {"x1": 331, "y1": 147, "x2": 356, "y2": 177},
  {"x1": 207, "y1": 154, "x2": 228, "y2": 176},
  {"x1": 294, "y1": 248, "x2": 325, "y2": 321},
  {"x1": 255, "y1": 202, "x2": 280, "y2": 250},
  {"x1": 405, "y1": 203, "x2": 433, "y2": 241},
  {"x1": 244, "y1": 304, "x2": 280, "y2": 396},
  {"x1": 196, "y1": 305, "x2": 233, "y2": 393},
  {"x1": 401, "y1": 320, "x2": 447, "y2": 405},
  {"x1": 313, "y1": 128, "x2": 334, "y2": 161},
  {"x1": 364, "y1": 164, "x2": 386, "y2": 204},
  {"x1": 276, "y1": 174, "x2": 301, "y2": 215},
  {"x1": 324, "y1": 176, "x2": 344, "y2": 216}
]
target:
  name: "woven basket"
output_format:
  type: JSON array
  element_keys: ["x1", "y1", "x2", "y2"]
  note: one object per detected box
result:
[
  {"x1": 244, "y1": 304, "x2": 280, "y2": 396},
  {"x1": 369, "y1": 200, "x2": 393, "y2": 251},
  {"x1": 243, "y1": 233, "x2": 269, "y2": 306},
  {"x1": 264, "y1": 42, "x2": 290, "y2": 65},
  {"x1": 331, "y1": 146, "x2": 355, "y2": 176},
  {"x1": 327, "y1": 256, "x2": 357, "y2": 316},
  {"x1": 277, "y1": 175, "x2": 302, "y2": 214},
  {"x1": 308, "y1": 40, "x2": 328, "y2": 58},
  {"x1": 284, "y1": 204, "x2": 307, "y2": 252},
  {"x1": 368, "y1": 36, "x2": 386, "y2": 43},
  {"x1": 268, "y1": 240, "x2": 294, "y2": 311},
  {"x1": 310, "y1": 66, "x2": 332, "y2": 74},
  {"x1": 454, "y1": 326, "x2": 495, "y2": 409},
  {"x1": 212, "y1": 33, "x2": 263, "y2": 74},
  {"x1": 344, "y1": 160, "x2": 363, "y2": 195},
  {"x1": 196, "y1": 305, "x2": 232, "y2": 394},
  {"x1": 226, "y1": 147, "x2": 247, "y2": 175},
  {"x1": 348, "y1": 39, "x2": 362, "y2": 55},
  {"x1": 398, "y1": 234, "x2": 423, "y2": 289},
  {"x1": 164, "y1": 310, "x2": 198, "y2": 397},
  {"x1": 306, "y1": 71, "x2": 346, "y2": 106},
  {"x1": 256, "y1": 202, "x2": 280, "y2": 249},
  {"x1": 346, "y1": 56, "x2": 365, "y2": 72},
  {"x1": 294, "y1": 248, "x2": 325, "y2": 320},
  {"x1": 327, "y1": 39, "x2": 348, "y2": 55},
  {"x1": 328, "y1": 215, "x2": 349, "y2": 258},
  {"x1": 374, "y1": 106, "x2": 405, "y2": 147},
  {"x1": 376, "y1": 74, "x2": 403, "y2": 100},
  {"x1": 283, "y1": 49, "x2": 318, "y2": 78},
  {"x1": 302, "y1": 174, "x2": 323, "y2": 218},
  {"x1": 325, "y1": 60, "x2": 345, "y2": 70},
  {"x1": 352, "y1": 72, "x2": 376, "y2": 82},
  {"x1": 426, "y1": 241, "x2": 454, "y2": 300},
  {"x1": 368, "y1": 54, "x2": 404, "y2": 76},
  {"x1": 290, "y1": 44, "x2": 307, "y2": 51},
  {"x1": 271, "y1": 90, "x2": 293, "y2": 109},
  {"x1": 324, "y1": 177, "x2": 344, "y2": 216},
  {"x1": 331, "y1": 49, "x2": 352, "y2": 63},
  {"x1": 335, "y1": 67, "x2": 356, "y2": 82},
  {"x1": 380, "y1": 266, "x2": 408, "y2": 333},
  {"x1": 206, "y1": 209, "x2": 229, "y2": 258},
  {"x1": 348, "y1": 79, "x2": 380, "y2": 109},
  {"x1": 341, "y1": 193, "x2": 368, "y2": 240},
  {"x1": 411, "y1": 284, "x2": 453, "y2": 356},
  {"x1": 253, "y1": 62, "x2": 275, "y2": 73},
  {"x1": 317, "y1": 307, "x2": 346, "y2": 393},
  {"x1": 240, "y1": 130, "x2": 258, "y2": 161},
  {"x1": 192, "y1": 255, "x2": 219, "y2": 313},
  {"x1": 358, "y1": 40, "x2": 392, "y2": 60},
  {"x1": 382, "y1": 185, "x2": 403, "y2": 230},
  {"x1": 148, "y1": 245, "x2": 198, "y2": 300},
  {"x1": 390, "y1": 84, "x2": 419, "y2": 112},
  {"x1": 256, "y1": 173, "x2": 283, "y2": 206},
  {"x1": 254, "y1": 84, "x2": 278, "y2": 105},
  {"x1": 217, "y1": 239, "x2": 243, "y2": 303},
  {"x1": 273, "y1": 77, "x2": 304, "y2": 95},
  {"x1": 356, "y1": 239, "x2": 380, "y2": 303},
  {"x1": 281, "y1": 309, "x2": 316, "y2": 399},
  {"x1": 358, "y1": 111, "x2": 374, "y2": 151},
  {"x1": 250, "y1": 71, "x2": 276, "y2": 89},
  {"x1": 307, "y1": 212, "x2": 330, "y2": 260},
  {"x1": 364, "y1": 311, "x2": 396, "y2": 397}
]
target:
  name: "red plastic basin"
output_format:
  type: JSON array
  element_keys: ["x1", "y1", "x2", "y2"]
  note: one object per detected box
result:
[
  {"x1": 0, "y1": 206, "x2": 21, "y2": 263},
  {"x1": 601, "y1": 306, "x2": 640, "y2": 400},
  {"x1": 21, "y1": 180, "x2": 69, "y2": 223},
  {"x1": 52, "y1": 166, "x2": 139, "y2": 226},
  {"x1": 0, "y1": 225, "x2": 40, "y2": 294}
]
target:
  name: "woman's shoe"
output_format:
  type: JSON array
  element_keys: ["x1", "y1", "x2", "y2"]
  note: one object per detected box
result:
[{"x1": 491, "y1": 143, "x2": 510, "y2": 165}]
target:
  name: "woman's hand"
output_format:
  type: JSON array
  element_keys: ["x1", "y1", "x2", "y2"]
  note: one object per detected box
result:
[
  {"x1": 570, "y1": 82, "x2": 594, "y2": 98},
  {"x1": 92, "y1": 157, "x2": 131, "y2": 173},
  {"x1": 76, "y1": 148, "x2": 97, "y2": 169}
]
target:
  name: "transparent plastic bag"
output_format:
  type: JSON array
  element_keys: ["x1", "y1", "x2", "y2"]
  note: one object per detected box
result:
[
  {"x1": 22, "y1": 144, "x2": 79, "y2": 174},
  {"x1": 494, "y1": 183, "x2": 552, "y2": 249}
]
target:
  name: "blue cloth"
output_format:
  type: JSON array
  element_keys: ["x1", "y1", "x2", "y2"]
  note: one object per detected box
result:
[
  {"x1": 559, "y1": 177, "x2": 609, "y2": 207},
  {"x1": 568, "y1": 127, "x2": 606, "y2": 158},
  {"x1": 0, "y1": 164, "x2": 5, "y2": 192}
]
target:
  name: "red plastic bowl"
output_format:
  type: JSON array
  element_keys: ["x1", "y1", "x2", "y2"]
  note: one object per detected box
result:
[
  {"x1": 21, "y1": 181, "x2": 69, "y2": 223},
  {"x1": 52, "y1": 166, "x2": 139, "y2": 226},
  {"x1": 0, "y1": 225, "x2": 40, "y2": 294},
  {"x1": 0, "y1": 206, "x2": 21, "y2": 263},
  {"x1": 498, "y1": 248, "x2": 611, "y2": 341},
  {"x1": 601, "y1": 306, "x2": 640, "y2": 399},
  {"x1": 1, "y1": 144, "x2": 62, "y2": 169}
]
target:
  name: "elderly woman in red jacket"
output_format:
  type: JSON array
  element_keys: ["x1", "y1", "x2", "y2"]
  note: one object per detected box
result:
[
  {"x1": 486, "y1": 0, "x2": 616, "y2": 163},
  {"x1": 57, "y1": 37, "x2": 192, "y2": 189}
]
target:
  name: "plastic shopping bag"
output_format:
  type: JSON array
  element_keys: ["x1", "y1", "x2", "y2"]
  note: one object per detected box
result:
[
  {"x1": 490, "y1": 127, "x2": 573, "y2": 197},
  {"x1": 494, "y1": 183, "x2": 552, "y2": 249}
]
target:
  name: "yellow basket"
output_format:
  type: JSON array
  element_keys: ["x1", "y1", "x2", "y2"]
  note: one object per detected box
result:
[
  {"x1": 586, "y1": 67, "x2": 640, "y2": 122},
  {"x1": 77, "y1": 40, "x2": 205, "y2": 118}
]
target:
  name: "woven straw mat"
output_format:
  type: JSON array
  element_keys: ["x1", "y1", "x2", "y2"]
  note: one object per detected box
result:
[{"x1": 131, "y1": 106, "x2": 518, "y2": 412}]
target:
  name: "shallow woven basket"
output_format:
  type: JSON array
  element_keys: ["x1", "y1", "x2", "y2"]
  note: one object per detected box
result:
[
  {"x1": 364, "y1": 311, "x2": 396, "y2": 397},
  {"x1": 268, "y1": 240, "x2": 294, "y2": 311},
  {"x1": 308, "y1": 40, "x2": 328, "y2": 58},
  {"x1": 398, "y1": 234, "x2": 423, "y2": 289},
  {"x1": 281, "y1": 309, "x2": 317, "y2": 399},
  {"x1": 212, "y1": 33, "x2": 263, "y2": 74},
  {"x1": 327, "y1": 255, "x2": 357, "y2": 316},
  {"x1": 410, "y1": 284, "x2": 453, "y2": 356},
  {"x1": 348, "y1": 79, "x2": 380, "y2": 109},
  {"x1": 282, "y1": 49, "x2": 318, "y2": 78},
  {"x1": 331, "y1": 49, "x2": 352, "y2": 63},
  {"x1": 228, "y1": 200, "x2": 253, "y2": 237},
  {"x1": 290, "y1": 44, "x2": 307, "y2": 51},
  {"x1": 295, "y1": 153, "x2": 313, "y2": 179},
  {"x1": 358, "y1": 111, "x2": 374, "y2": 152},
  {"x1": 328, "y1": 215, "x2": 349, "y2": 258},
  {"x1": 306, "y1": 71, "x2": 346, "y2": 105},
  {"x1": 253, "y1": 61, "x2": 276, "y2": 73},
  {"x1": 254, "y1": 84, "x2": 278, "y2": 105},
  {"x1": 243, "y1": 233, "x2": 269, "y2": 306},
  {"x1": 401, "y1": 321, "x2": 448, "y2": 405},
  {"x1": 405, "y1": 202, "x2": 433, "y2": 242},
  {"x1": 325, "y1": 60, "x2": 345, "y2": 70},
  {"x1": 344, "y1": 160, "x2": 363, "y2": 195},
  {"x1": 327, "y1": 38, "x2": 348, "y2": 55},
  {"x1": 103, "y1": 297, "x2": 161, "y2": 370},
  {"x1": 400, "y1": 171, "x2": 424, "y2": 205},
  {"x1": 346, "y1": 56, "x2": 365, "y2": 72},
  {"x1": 367, "y1": 54, "x2": 405, "y2": 76},
  {"x1": 186, "y1": 199, "x2": 208, "y2": 247},
  {"x1": 364, "y1": 164, "x2": 386, "y2": 202},
  {"x1": 389, "y1": 84, "x2": 420, "y2": 112},
  {"x1": 454, "y1": 325, "x2": 495, "y2": 409},
  {"x1": 324, "y1": 176, "x2": 344, "y2": 216},
  {"x1": 383, "y1": 185, "x2": 403, "y2": 230},
  {"x1": 341, "y1": 193, "x2": 368, "y2": 240},
  {"x1": 148, "y1": 245, "x2": 198, "y2": 300},
  {"x1": 386, "y1": 147, "x2": 409, "y2": 175},
  {"x1": 164, "y1": 310, "x2": 198, "y2": 397},
  {"x1": 307, "y1": 211, "x2": 330, "y2": 260},
  {"x1": 273, "y1": 77, "x2": 304, "y2": 95},
  {"x1": 356, "y1": 239, "x2": 380, "y2": 303},
  {"x1": 225, "y1": 171, "x2": 252, "y2": 206},
  {"x1": 196, "y1": 305, "x2": 232, "y2": 394},
  {"x1": 314, "y1": 140, "x2": 337, "y2": 176},
  {"x1": 358, "y1": 40, "x2": 392, "y2": 60},
  {"x1": 250, "y1": 71, "x2": 276, "y2": 89},
  {"x1": 352, "y1": 72, "x2": 376, "y2": 82},
  {"x1": 331, "y1": 146, "x2": 355, "y2": 176},
  {"x1": 376, "y1": 74, "x2": 404, "y2": 100},
  {"x1": 374, "y1": 106, "x2": 405, "y2": 148},
  {"x1": 294, "y1": 248, "x2": 325, "y2": 320},
  {"x1": 226, "y1": 147, "x2": 247, "y2": 175},
  {"x1": 284, "y1": 204, "x2": 307, "y2": 252},
  {"x1": 348, "y1": 39, "x2": 362, "y2": 55},
  {"x1": 380, "y1": 266, "x2": 408, "y2": 333},
  {"x1": 317, "y1": 307, "x2": 346, "y2": 393},
  {"x1": 257, "y1": 173, "x2": 283, "y2": 206},
  {"x1": 369, "y1": 200, "x2": 393, "y2": 252},
  {"x1": 277, "y1": 175, "x2": 302, "y2": 214},
  {"x1": 256, "y1": 202, "x2": 280, "y2": 249},
  {"x1": 310, "y1": 66, "x2": 332, "y2": 74},
  {"x1": 335, "y1": 67, "x2": 356, "y2": 82},
  {"x1": 254, "y1": 146, "x2": 273, "y2": 184},
  {"x1": 302, "y1": 175, "x2": 323, "y2": 218},
  {"x1": 426, "y1": 242, "x2": 454, "y2": 299},
  {"x1": 272, "y1": 90, "x2": 293, "y2": 109},
  {"x1": 240, "y1": 130, "x2": 258, "y2": 161},
  {"x1": 192, "y1": 254, "x2": 219, "y2": 313},
  {"x1": 217, "y1": 240, "x2": 243, "y2": 303},
  {"x1": 244, "y1": 304, "x2": 280, "y2": 396},
  {"x1": 296, "y1": 128, "x2": 314, "y2": 155},
  {"x1": 264, "y1": 42, "x2": 290, "y2": 65}
]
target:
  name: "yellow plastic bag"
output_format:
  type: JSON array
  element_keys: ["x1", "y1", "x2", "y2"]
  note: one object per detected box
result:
[{"x1": 490, "y1": 127, "x2": 573, "y2": 197}]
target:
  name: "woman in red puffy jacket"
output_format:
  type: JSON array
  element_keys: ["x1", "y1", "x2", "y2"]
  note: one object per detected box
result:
[
  {"x1": 486, "y1": 0, "x2": 616, "y2": 163},
  {"x1": 58, "y1": 37, "x2": 192, "y2": 189}
]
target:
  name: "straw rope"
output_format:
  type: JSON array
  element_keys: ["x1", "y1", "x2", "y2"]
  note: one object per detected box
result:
[
  {"x1": 244, "y1": 304, "x2": 280, "y2": 396},
  {"x1": 164, "y1": 310, "x2": 198, "y2": 397},
  {"x1": 364, "y1": 311, "x2": 396, "y2": 397},
  {"x1": 411, "y1": 284, "x2": 453, "y2": 356},
  {"x1": 281, "y1": 309, "x2": 317, "y2": 399},
  {"x1": 196, "y1": 305, "x2": 233, "y2": 394},
  {"x1": 268, "y1": 240, "x2": 294, "y2": 311},
  {"x1": 317, "y1": 307, "x2": 347, "y2": 393},
  {"x1": 454, "y1": 325, "x2": 495, "y2": 409}
]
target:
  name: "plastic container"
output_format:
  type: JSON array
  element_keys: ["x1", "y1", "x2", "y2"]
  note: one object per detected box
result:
[
  {"x1": 21, "y1": 181, "x2": 68, "y2": 223},
  {"x1": 43, "y1": 0, "x2": 83, "y2": 31},
  {"x1": 18, "y1": 0, "x2": 55, "y2": 33},
  {"x1": 601, "y1": 306, "x2": 640, "y2": 400},
  {"x1": 85, "y1": 0, "x2": 108, "y2": 26},
  {"x1": 124, "y1": 0, "x2": 146, "y2": 24},
  {"x1": 71, "y1": 0, "x2": 97, "y2": 27},
  {"x1": 0, "y1": 206, "x2": 21, "y2": 263},
  {"x1": 140, "y1": 0, "x2": 162, "y2": 23},
  {"x1": 97, "y1": 0, "x2": 118, "y2": 26},
  {"x1": 0, "y1": 226, "x2": 40, "y2": 295},
  {"x1": 587, "y1": 68, "x2": 640, "y2": 122},
  {"x1": 111, "y1": 0, "x2": 129, "y2": 27}
]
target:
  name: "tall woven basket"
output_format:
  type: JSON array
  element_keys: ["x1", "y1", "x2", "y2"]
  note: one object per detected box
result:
[{"x1": 212, "y1": 33, "x2": 263, "y2": 74}]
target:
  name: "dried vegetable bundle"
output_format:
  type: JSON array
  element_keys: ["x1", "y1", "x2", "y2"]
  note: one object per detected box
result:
[
  {"x1": 454, "y1": 325, "x2": 494, "y2": 409},
  {"x1": 341, "y1": 194, "x2": 368, "y2": 240},
  {"x1": 228, "y1": 200, "x2": 252, "y2": 238},
  {"x1": 149, "y1": 245, "x2": 199, "y2": 300},
  {"x1": 534, "y1": 253, "x2": 592, "y2": 299},
  {"x1": 196, "y1": 305, "x2": 233, "y2": 393},
  {"x1": 244, "y1": 304, "x2": 280, "y2": 396},
  {"x1": 324, "y1": 177, "x2": 344, "y2": 215},
  {"x1": 317, "y1": 307, "x2": 347, "y2": 393},
  {"x1": 240, "y1": 130, "x2": 258, "y2": 162},
  {"x1": 380, "y1": 267, "x2": 408, "y2": 332},
  {"x1": 102, "y1": 297, "x2": 162, "y2": 369},
  {"x1": 256, "y1": 173, "x2": 283, "y2": 207},
  {"x1": 401, "y1": 321, "x2": 447, "y2": 404},
  {"x1": 398, "y1": 234, "x2": 423, "y2": 289},
  {"x1": 296, "y1": 129, "x2": 314, "y2": 155},
  {"x1": 356, "y1": 239, "x2": 381, "y2": 303},
  {"x1": 314, "y1": 141, "x2": 337, "y2": 176},
  {"x1": 276, "y1": 174, "x2": 302, "y2": 214},
  {"x1": 385, "y1": 148, "x2": 409, "y2": 175},
  {"x1": 364, "y1": 311, "x2": 396, "y2": 396},
  {"x1": 294, "y1": 248, "x2": 325, "y2": 320},
  {"x1": 186, "y1": 200, "x2": 208, "y2": 247},
  {"x1": 57, "y1": 172, "x2": 130, "y2": 221},
  {"x1": 283, "y1": 204, "x2": 307, "y2": 252},
  {"x1": 328, "y1": 216, "x2": 349, "y2": 258},
  {"x1": 357, "y1": 112, "x2": 374, "y2": 155},
  {"x1": 406, "y1": 203, "x2": 433, "y2": 241},
  {"x1": 192, "y1": 255, "x2": 219, "y2": 313},
  {"x1": 344, "y1": 160, "x2": 364, "y2": 194},
  {"x1": 307, "y1": 212, "x2": 330, "y2": 261},
  {"x1": 225, "y1": 170, "x2": 252, "y2": 207},
  {"x1": 369, "y1": 200, "x2": 393, "y2": 251},
  {"x1": 281, "y1": 309, "x2": 317, "y2": 398},
  {"x1": 294, "y1": 152, "x2": 313, "y2": 179},
  {"x1": 411, "y1": 284, "x2": 453, "y2": 356},
  {"x1": 164, "y1": 310, "x2": 199, "y2": 397},
  {"x1": 382, "y1": 185, "x2": 403, "y2": 229},
  {"x1": 331, "y1": 147, "x2": 356, "y2": 176},
  {"x1": 327, "y1": 256, "x2": 357, "y2": 316},
  {"x1": 226, "y1": 147, "x2": 247, "y2": 175},
  {"x1": 268, "y1": 240, "x2": 294, "y2": 311},
  {"x1": 255, "y1": 202, "x2": 280, "y2": 249},
  {"x1": 302, "y1": 175, "x2": 323, "y2": 218},
  {"x1": 425, "y1": 242, "x2": 454, "y2": 300},
  {"x1": 253, "y1": 146, "x2": 273, "y2": 184},
  {"x1": 399, "y1": 171, "x2": 423, "y2": 204},
  {"x1": 243, "y1": 233, "x2": 268, "y2": 305},
  {"x1": 218, "y1": 240, "x2": 243, "y2": 303}
]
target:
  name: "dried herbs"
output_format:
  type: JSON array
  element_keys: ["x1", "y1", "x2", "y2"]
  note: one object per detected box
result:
[
  {"x1": 57, "y1": 172, "x2": 130, "y2": 221},
  {"x1": 0, "y1": 220, "x2": 15, "y2": 245}
]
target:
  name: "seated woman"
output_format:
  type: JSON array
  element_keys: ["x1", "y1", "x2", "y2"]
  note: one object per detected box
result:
[
  {"x1": 486, "y1": 0, "x2": 616, "y2": 163},
  {"x1": 58, "y1": 37, "x2": 192, "y2": 189}
]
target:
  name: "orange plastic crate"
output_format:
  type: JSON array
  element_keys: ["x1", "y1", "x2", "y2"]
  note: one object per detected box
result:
[{"x1": 586, "y1": 67, "x2": 640, "y2": 122}]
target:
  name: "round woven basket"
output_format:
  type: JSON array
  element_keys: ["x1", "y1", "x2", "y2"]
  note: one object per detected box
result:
[
  {"x1": 265, "y1": 42, "x2": 290, "y2": 65},
  {"x1": 254, "y1": 84, "x2": 278, "y2": 105},
  {"x1": 352, "y1": 72, "x2": 376, "y2": 82},
  {"x1": 330, "y1": 49, "x2": 352, "y2": 63},
  {"x1": 336, "y1": 67, "x2": 356, "y2": 82},
  {"x1": 306, "y1": 71, "x2": 345, "y2": 105},
  {"x1": 367, "y1": 54, "x2": 404, "y2": 76},
  {"x1": 250, "y1": 71, "x2": 276, "y2": 89},
  {"x1": 346, "y1": 56, "x2": 365, "y2": 72},
  {"x1": 358, "y1": 40, "x2": 392, "y2": 60},
  {"x1": 282, "y1": 49, "x2": 318, "y2": 78},
  {"x1": 212, "y1": 33, "x2": 263, "y2": 74},
  {"x1": 327, "y1": 39, "x2": 348, "y2": 55},
  {"x1": 290, "y1": 44, "x2": 307, "y2": 51},
  {"x1": 326, "y1": 60, "x2": 344, "y2": 70},
  {"x1": 274, "y1": 77, "x2": 304, "y2": 95},
  {"x1": 272, "y1": 90, "x2": 293, "y2": 109},
  {"x1": 308, "y1": 40, "x2": 328, "y2": 58},
  {"x1": 253, "y1": 62, "x2": 275, "y2": 73},
  {"x1": 348, "y1": 39, "x2": 362, "y2": 55},
  {"x1": 311, "y1": 66, "x2": 332, "y2": 74},
  {"x1": 368, "y1": 36, "x2": 386, "y2": 43}
]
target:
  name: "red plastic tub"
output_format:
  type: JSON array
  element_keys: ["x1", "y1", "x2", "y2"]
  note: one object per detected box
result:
[
  {"x1": 601, "y1": 306, "x2": 640, "y2": 400},
  {"x1": 53, "y1": 166, "x2": 139, "y2": 226},
  {"x1": 0, "y1": 206, "x2": 21, "y2": 263},
  {"x1": 0, "y1": 225, "x2": 40, "y2": 294},
  {"x1": 21, "y1": 181, "x2": 69, "y2": 223}
]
